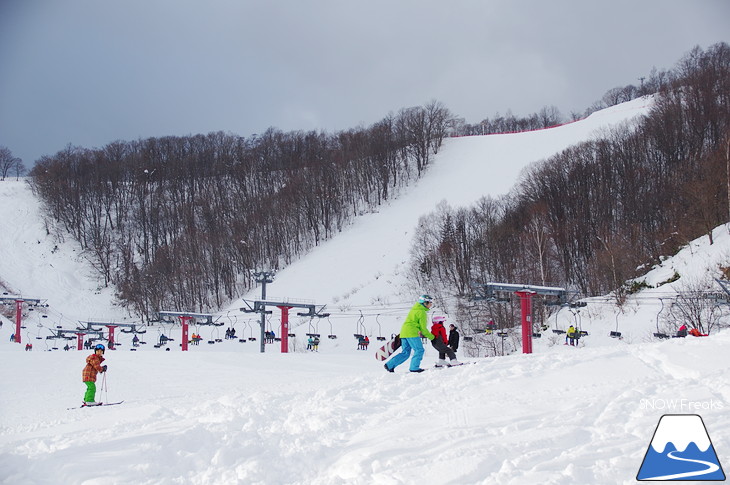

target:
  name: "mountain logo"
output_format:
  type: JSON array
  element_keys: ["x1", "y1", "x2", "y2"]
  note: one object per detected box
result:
[{"x1": 637, "y1": 414, "x2": 725, "y2": 481}]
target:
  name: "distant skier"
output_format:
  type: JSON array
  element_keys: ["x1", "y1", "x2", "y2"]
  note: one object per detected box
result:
[
  {"x1": 676, "y1": 324, "x2": 688, "y2": 337},
  {"x1": 384, "y1": 295, "x2": 436, "y2": 373},
  {"x1": 430, "y1": 316, "x2": 461, "y2": 367},
  {"x1": 82, "y1": 343, "x2": 107, "y2": 405}
]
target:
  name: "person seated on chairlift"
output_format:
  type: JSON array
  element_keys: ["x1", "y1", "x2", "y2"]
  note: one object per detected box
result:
[{"x1": 566, "y1": 325, "x2": 576, "y2": 345}]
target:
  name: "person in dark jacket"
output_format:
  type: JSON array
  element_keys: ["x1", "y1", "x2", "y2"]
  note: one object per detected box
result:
[
  {"x1": 431, "y1": 316, "x2": 461, "y2": 367},
  {"x1": 448, "y1": 324, "x2": 460, "y2": 353}
]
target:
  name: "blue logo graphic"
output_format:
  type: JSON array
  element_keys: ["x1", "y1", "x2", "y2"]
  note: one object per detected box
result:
[{"x1": 637, "y1": 414, "x2": 725, "y2": 481}]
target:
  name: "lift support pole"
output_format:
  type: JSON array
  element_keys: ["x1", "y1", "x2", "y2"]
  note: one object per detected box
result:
[
  {"x1": 473, "y1": 283, "x2": 568, "y2": 354},
  {"x1": 156, "y1": 311, "x2": 213, "y2": 351},
  {"x1": 241, "y1": 299, "x2": 328, "y2": 354},
  {"x1": 0, "y1": 296, "x2": 43, "y2": 344},
  {"x1": 515, "y1": 290, "x2": 536, "y2": 354}
]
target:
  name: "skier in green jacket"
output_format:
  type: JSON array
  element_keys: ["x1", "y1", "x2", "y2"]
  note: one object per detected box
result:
[{"x1": 384, "y1": 295, "x2": 436, "y2": 373}]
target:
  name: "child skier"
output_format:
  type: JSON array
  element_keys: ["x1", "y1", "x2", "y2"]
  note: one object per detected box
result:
[
  {"x1": 82, "y1": 343, "x2": 108, "y2": 405},
  {"x1": 430, "y1": 316, "x2": 461, "y2": 367}
]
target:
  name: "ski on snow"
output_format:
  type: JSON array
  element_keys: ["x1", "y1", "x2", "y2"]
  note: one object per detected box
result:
[
  {"x1": 430, "y1": 361, "x2": 477, "y2": 370},
  {"x1": 68, "y1": 401, "x2": 124, "y2": 410}
]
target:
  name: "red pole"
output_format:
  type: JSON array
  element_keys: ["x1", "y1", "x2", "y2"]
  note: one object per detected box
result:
[
  {"x1": 516, "y1": 290, "x2": 535, "y2": 354},
  {"x1": 277, "y1": 306, "x2": 292, "y2": 353},
  {"x1": 14, "y1": 299, "x2": 22, "y2": 344},
  {"x1": 180, "y1": 316, "x2": 192, "y2": 351},
  {"x1": 105, "y1": 325, "x2": 117, "y2": 349},
  {"x1": 76, "y1": 332, "x2": 86, "y2": 350}
]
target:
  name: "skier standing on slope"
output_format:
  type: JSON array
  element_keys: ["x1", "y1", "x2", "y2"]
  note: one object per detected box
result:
[
  {"x1": 82, "y1": 344, "x2": 107, "y2": 405},
  {"x1": 448, "y1": 324, "x2": 460, "y2": 354},
  {"x1": 384, "y1": 295, "x2": 436, "y2": 373},
  {"x1": 430, "y1": 316, "x2": 461, "y2": 367}
]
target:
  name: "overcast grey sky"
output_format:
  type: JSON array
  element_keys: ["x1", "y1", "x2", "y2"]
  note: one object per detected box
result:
[{"x1": 1, "y1": 0, "x2": 728, "y2": 165}]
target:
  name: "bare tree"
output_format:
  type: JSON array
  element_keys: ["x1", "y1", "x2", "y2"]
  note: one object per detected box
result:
[
  {"x1": 662, "y1": 279, "x2": 725, "y2": 334},
  {"x1": 0, "y1": 146, "x2": 21, "y2": 181}
]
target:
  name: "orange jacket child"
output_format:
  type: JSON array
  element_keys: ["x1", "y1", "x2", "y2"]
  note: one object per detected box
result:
[{"x1": 82, "y1": 344, "x2": 107, "y2": 405}]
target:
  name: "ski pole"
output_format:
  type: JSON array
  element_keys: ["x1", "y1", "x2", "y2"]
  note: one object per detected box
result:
[{"x1": 101, "y1": 371, "x2": 109, "y2": 404}]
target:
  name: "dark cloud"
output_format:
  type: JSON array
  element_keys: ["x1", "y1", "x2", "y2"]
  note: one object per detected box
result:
[{"x1": 1, "y1": 0, "x2": 728, "y2": 164}]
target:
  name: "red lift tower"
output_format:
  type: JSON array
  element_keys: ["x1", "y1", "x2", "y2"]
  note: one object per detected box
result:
[
  {"x1": 240, "y1": 298, "x2": 328, "y2": 353},
  {"x1": 1, "y1": 296, "x2": 44, "y2": 344},
  {"x1": 241, "y1": 271, "x2": 328, "y2": 353},
  {"x1": 77, "y1": 321, "x2": 148, "y2": 350},
  {"x1": 156, "y1": 311, "x2": 213, "y2": 351},
  {"x1": 473, "y1": 283, "x2": 569, "y2": 354}
]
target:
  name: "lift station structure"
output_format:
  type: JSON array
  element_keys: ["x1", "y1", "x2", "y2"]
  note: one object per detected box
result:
[
  {"x1": 240, "y1": 271, "x2": 328, "y2": 353},
  {"x1": 472, "y1": 282, "x2": 583, "y2": 354},
  {"x1": 1, "y1": 295, "x2": 45, "y2": 345},
  {"x1": 156, "y1": 311, "x2": 214, "y2": 351}
]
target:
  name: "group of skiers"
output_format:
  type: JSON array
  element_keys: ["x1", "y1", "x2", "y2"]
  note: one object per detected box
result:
[
  {"x1": 384, "y1": 294, "x2": 462, "y2": 373},
  {"x1": 77, "y1": 289, "x2": 720, "y2": 404},
  {"x1": 307, "y1": 335, "x2": 320, "y2": 351},
  {"x1": 675, "y1": 324, "x2": 708, "y2": 337},
  {"x1": 357, "y1": 335, "x2": 370, "y2": 350},
  {"x1": 566, "y1": 325, "x2": 581, "y2": 346}
]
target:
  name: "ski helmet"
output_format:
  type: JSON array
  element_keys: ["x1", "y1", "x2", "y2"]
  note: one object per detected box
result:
[
  {"x1": 94, "y1": 343, "x2": 105, "y2": 351},
  {"x1": 433, "y1": 316, "x2": 446, "y2": 324},
  {"x1": 418, "y1": 294, "x2": 433, "y2": 305}
]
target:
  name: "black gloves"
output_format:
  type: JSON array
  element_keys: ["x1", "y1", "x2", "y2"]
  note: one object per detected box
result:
[{"x1": 102, "y1": 365, "x2": 108, "y2": 372}]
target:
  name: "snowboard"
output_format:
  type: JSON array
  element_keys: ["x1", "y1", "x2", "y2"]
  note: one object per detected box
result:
[{"x1": 374, "y1": 335, "x2": 401, "y2": 361}]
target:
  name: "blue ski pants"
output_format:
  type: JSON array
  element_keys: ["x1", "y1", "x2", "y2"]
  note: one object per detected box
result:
[{"x1": 386, "y1": 337, "x2": 425, "y2": 371}]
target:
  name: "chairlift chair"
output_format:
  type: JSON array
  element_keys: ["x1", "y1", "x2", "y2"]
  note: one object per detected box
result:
[
  {"x1": 375, "y1": 314, "x2": 387, "y2": 341},
  {"x1": 653, "y1": 298, "x2": 669, "y2": 339},
  {"x1": 327, "y1": 316, "x2": 337, "y2": 339},
  {"x1": 610, "y1": 312, "x2": 623, "y2": 338}
]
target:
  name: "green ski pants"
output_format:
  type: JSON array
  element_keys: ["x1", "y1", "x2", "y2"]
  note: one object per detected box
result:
[{"x1": 84, "y1": 381, "x2": 96, "y2": 403}]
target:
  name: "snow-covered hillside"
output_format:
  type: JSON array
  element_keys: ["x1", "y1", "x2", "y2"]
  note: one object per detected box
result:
[{"x1": 2, "y1": 98, "x2": 729, "y2": 484}]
